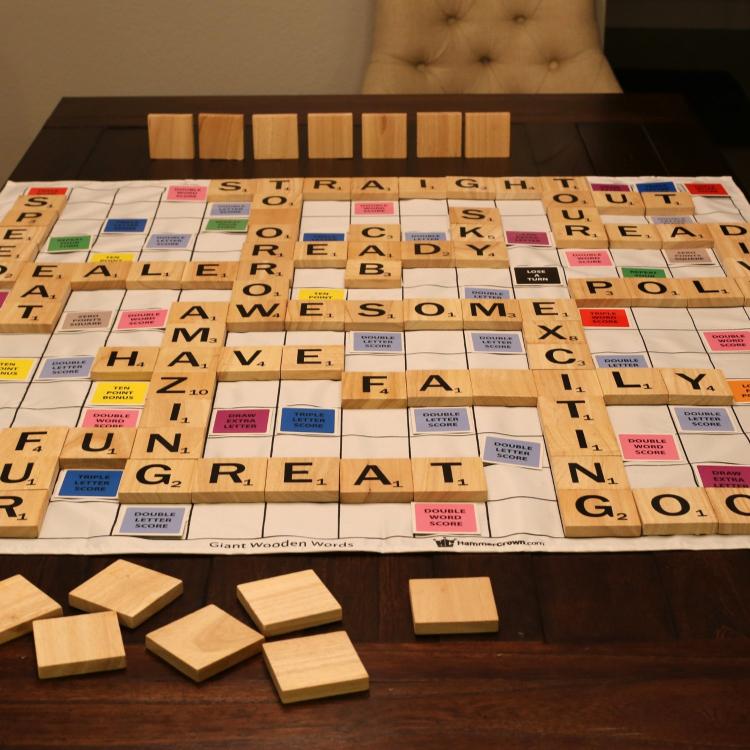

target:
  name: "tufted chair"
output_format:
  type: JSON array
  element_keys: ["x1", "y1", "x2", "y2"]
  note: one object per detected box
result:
[{"x1": 362, "y1": 0, "x2": 621, "y2": 94}]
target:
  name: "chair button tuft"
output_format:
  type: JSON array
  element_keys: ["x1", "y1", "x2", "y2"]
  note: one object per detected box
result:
[
  {"x1": 514, "y1": 14, "x2": 526, "y2": 24},
  {"x1": 445, "y1": 14, "x2": 457, "y2": 24},
  {"x1": 479, "y1": 56, "x2": 492, "y2": 65},
  {"x1": 548, "y1": 59, "x2": 560, "y2": 70}
]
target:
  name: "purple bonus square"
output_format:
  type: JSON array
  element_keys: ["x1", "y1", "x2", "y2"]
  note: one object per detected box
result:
[{"x1": 212, "y1": 408, "x2": 270, "y2": 434}]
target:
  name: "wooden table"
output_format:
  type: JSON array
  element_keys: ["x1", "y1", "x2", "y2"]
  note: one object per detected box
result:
[{"x1": 2, "y1": 94, "x2": 749, "y2": 750}]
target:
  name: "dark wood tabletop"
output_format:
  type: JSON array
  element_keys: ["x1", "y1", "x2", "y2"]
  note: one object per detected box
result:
[{"x1": 2, "y1": 94, "x2": 749, "y2": 750}]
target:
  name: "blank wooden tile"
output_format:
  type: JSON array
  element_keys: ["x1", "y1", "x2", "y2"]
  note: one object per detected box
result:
[
  {"x1": 416, "y1": 112, "x2": 462, "y2": 158},
  {"x1": 217, "y1": 345, "x2": 282, "y2": 381},
  {"x1": 632, "y1": 487, "x2": 718, "y2": 535},
  {"x1": 0, "y1": 490, "x2": 50, "y2": 538},
  {"x1": 69, "y1": 559, "x2": 183, "y2": 628},
  {"x1": 262, "y1": 630, "x2": 368, "y2": 704},
  {"x1": 409, "y1": 577, "x2": 498, "y2": 634},
  {"x1": 705, "y1": 488, "x2": 750, "y2": 534},
  {"x1": 307, "y1": 113, "x2": 353, "y2": 159},
  {"x1": 469, "y1": 369, "x2": 537, "y2": 406},
  {"x1": 280, "y1": 345, "x2": 344, "y2": 380},
  {"x1": 557, "y1": 489, "x2": 641, "y2": 537},
  {"x1": 147, "y1": 114, "x2": 194, "y2": 159},
  {"x1": 198, "y1": 113, "x2": 244, "y2": 160},
  {"x1": 340, "y1": 458, "x2": 413, "y2": 503},
  {"x1": 464, "y1": 112, "x2": 510, "y2": 158},
  {"x1": 118, "y1": 459, "x2": 195, "y2": 504},
  {"x1": 146, "y1": 604, "x2": 263, "y2": 682},
  {"x1": 361, "y1": 112, "x2": 407, "y2": 159},
  {"x1": 0, "y1": 574, "x2": 62, "y2": 645},
  {"x1": 237, "y1": 569, "x2": 341, "y2": 637},
  {"x1": 341, "y1": 371, "x2": 407, "y2": 409},
  {"x1": 33, "y1": 611, "x2": 126, "y2": 679},
  {"x1": 411, "y1": 457, "x2": 487, "y2": 502},
  {"x1": 661, "y1": 368, "x2": 733, "y2": 405},
  {"x1": 252, "y1": 113, "x2": 299, "y2": 160},
  {"x1": 59, "y1": 427, "x2": 136, "y2": 469},
  {"x1": 192, "y1": 458, "x2": 267, "y2": 503},
  {"x1": 265, "y1": 458, "x2": 339, "y2": 502},
  {"x1": 406, "y1": 369, "x2": 473, "y2": 407}
]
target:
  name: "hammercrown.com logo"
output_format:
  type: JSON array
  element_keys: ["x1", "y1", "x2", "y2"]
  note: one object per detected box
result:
[{"x1": 434, "y1": 537, "x2": 456, "y2": 548}]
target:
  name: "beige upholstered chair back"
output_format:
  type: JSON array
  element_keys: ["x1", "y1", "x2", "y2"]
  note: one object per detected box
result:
[{"x1": 362, "y1": 0, "x2": 621, "y2": 94}]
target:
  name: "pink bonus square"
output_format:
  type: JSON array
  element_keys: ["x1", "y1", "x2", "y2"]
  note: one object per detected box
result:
[
  {"x1": 413, "y1": 503, "x2": 479, "y2": 534},
  {"x1": 619, "y1": 434, "x2": 679, "y2": 461}
]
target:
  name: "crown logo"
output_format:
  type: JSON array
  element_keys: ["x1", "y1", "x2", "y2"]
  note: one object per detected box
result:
[{"x1": 434, "y1": 537, "x2": 456, "y2": 548}]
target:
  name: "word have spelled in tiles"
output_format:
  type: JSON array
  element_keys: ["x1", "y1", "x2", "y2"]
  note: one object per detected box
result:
[{"x1": 0, "y1": 176, "x2": 750, "y2": 553}]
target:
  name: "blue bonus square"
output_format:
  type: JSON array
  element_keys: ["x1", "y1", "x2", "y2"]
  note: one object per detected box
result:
[
  {"x1": 280, "y1": 407, "x2": 336, "y2": 434},
  {"x1": 595, "y1": 354, "x2": 648, "y2": 369},
  {"x1": 674, "y1": 407, "x2": 734, "y2": 433},
  {"x1": 58, "y1": 469, "x2": 122, "y2": 498},
  {"x1": 40, "y1": 356, "x2": 93, "y2": 379},
  {"x1": 637, "y1": 181, "x2": 677, "y2": 193},
  {"x1": 471, "y1": 332, "x2": 523, "y2": 353},
  {"x1": 103, "y1": 218, "x2": 148, "y2": 233},
  {"x1": 413, "y1": 407, "x2": 470, "y2": 433},
  {"x1": 464, "y1": 287, "x2": 510, "y2": 300},
  {"x1": 353, "y1": 332, "x2": 403, "y2": 353},
  {"x1": 483, "y1": 436, "x2": 542, "y2": 468},
  {"x1": 302, "y1": 232, "x2": 345, "y2": 241},
  {"x1": 119, "y1": 507, "x2": 186, "y2": 536}
]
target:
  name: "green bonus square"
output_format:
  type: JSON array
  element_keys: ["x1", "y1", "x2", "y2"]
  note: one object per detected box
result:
[
  {"x1": 621, "y1": 267, "x2": 666, "y2": 279},
  {"x1": 205, "y1": 219, "x2": 248, "y2": 232},
  {"x1": 48, "y1": 235, "x2": 91, "y2": 252}
]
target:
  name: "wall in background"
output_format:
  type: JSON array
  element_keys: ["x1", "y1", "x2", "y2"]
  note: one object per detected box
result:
[
  {"x1": 0, "y1": 0, "x2": 376, "y2": 183},
  {"x1": 1, "y1": 0, "x2": 611, "y2": 184}
]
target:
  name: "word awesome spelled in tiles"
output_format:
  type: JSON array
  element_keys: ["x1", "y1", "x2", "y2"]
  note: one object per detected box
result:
[{"x1": 0, "y1": 175, "x2": 749, "y2": 555}]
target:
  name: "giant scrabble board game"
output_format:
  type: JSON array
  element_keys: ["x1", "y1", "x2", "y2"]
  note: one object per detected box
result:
[{"x1": 0, "y1": 174, "x2": 749, "y2": 555}]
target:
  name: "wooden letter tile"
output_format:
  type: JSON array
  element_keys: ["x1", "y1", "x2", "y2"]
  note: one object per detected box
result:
[
  {"x1": 661, "y1": 368, "x2": 733, "y2": 405},
  {"x1": 705, "y1": 488, "x2": 750, "y2": 534},
  {"x1": 251, "y1": 113, "x2": 299, "y2": 160},
  {"x1": 59, "y1": 428, "x2": 136, "y2": 469},
  {"x1": 416, "y1": 112, "x2": 462, "y2": 158},
  {"x1": 118, "y1": 459, "x2": 195, "y2": 504},
  {"x1": 404, "y1": 298, "x2": 462, "y2": 330},
  {"x1": 406, "y1": 369, "x2": 473, "y2": 407},
  {"x1": 198, "y1": 113, "x2": 244, "y2": 160},
  {"x1": 280, "y1": 345, "x2": 344, "y2": 380},
  {"x1": 237, "y1": 569, "x2": 341, "y2": 636},
  {"x1": 146, "y1": 604, "x2": 263, "y2": 682},
  {"x1": 341, "y1": 371, "x2": 407, "y2": 409},
  {"x1": 596, "y1": 368, "x2": 669, "y2": 405},
  {"x1": 147, "y1": 114, "x2": 194, "y2": 159},
  {"x1": 192, "y1": 458, "x2": 267, "y2": 503},
  {"x1": 307, "y1": 113, "x2": 353, "y2": 159},
  {"x1": 0, "y1": 491, "x2": 50, "y2": 538},
  {"x1": 409, "y1": 577, "x2": 498, "y2": 634},
  {"x1": 0, "y1": 574, "x2": 62, "y2": 644},
  {"x1": 339, "y1": 458, "x2": 413, "y2": 502},
  {"x1": 33, "y1": 611, "x2": 126, "y2": 679},
  {"x1": 557, "y1": 489, "x2": 641, "y2": 537},
  {"x1": 632, "y1": 487, "x2": 718, "y2": 535},
  {"x1": 69, "y1": 559, "x2": 183, "y2": 628},
  {"x1": 262, "y1": 630, "x2": 368, "y2": 704},
  {"x1": 217, "y1": 345, "x2": 282, "y2": 381},
  {"x1": 361, "y1": 112, "x2": 407, "y2": 159},
  {"x1": 411, "y1": 458, "x2": 487, "y2": 502},
  {"x1": 264, "y1": 458, "x2": 339, "y2": 502}
]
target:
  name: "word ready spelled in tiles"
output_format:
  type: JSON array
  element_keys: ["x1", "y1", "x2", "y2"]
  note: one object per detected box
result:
[{"x1": 0, "y1": 175, "x2": 749, "y2": 556}]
